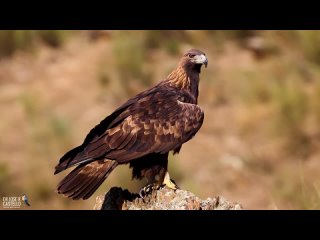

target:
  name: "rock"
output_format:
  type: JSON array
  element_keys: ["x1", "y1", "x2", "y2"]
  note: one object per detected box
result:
[{"x1": 93, "y1": 186, "x2": 243, "y2": 210}]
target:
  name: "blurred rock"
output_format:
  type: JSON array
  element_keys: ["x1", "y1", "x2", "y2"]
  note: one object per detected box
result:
[
  {"x1": 220, "y1": 154, "x2": 244, "y2": 170},
  {"x1": 94, "y1": 186, "x2": 243, "y2": 210},
  {"x1": 245, "y1": 35, "x2": 278, "y2": 60},
  {"x1": 246, "y1": 36, "x2": 269, "y2": 59}
]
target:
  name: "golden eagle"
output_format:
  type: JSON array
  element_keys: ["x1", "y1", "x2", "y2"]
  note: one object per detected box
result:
[{"x1": 54, "y1": 49, "x2": 208, "y2": 200}]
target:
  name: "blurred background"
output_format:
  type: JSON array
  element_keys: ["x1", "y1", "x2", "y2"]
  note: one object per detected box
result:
[{"x1": 0, "y1": 30, "x2": 320, "y2": 209}]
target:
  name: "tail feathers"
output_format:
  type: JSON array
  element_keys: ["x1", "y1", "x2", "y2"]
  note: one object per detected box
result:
[
  {"x1": 56, "y1": 159, "x2": 118, "y2": 200},
  {"x1": 54, "y1": 146, "x2": 92, "y2": 175}
]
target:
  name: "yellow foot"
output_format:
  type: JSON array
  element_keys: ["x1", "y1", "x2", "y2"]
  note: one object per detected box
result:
[{"x1": 162, "y1": 172, "x2": 179, "y2": 190}]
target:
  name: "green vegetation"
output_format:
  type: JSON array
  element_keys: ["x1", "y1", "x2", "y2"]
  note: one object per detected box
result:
[
  {"x1": 273, "y1": 168, "x2": 320, "y2": 209},
  {"x1": 0, "y1": 30, "x2": 34, "y2": 57},
  {"x1": 271, "y1": 78, "x2": 310, "y2": 155},
  {"x1": 295, "y1": 30, "x2": 320, "y2": 65},
  {"x1": 0, "y1": 30, "x2": 70, "y2": 58},
  {"x1": 145, "y1": 30, "x2": 186, "y2": 55},
  {"x1": 37, "y1": 30, "x2": 69, "y2": 48},
  {"x1": 113, "y1": 31, "x2": 146, "y2": 80}
]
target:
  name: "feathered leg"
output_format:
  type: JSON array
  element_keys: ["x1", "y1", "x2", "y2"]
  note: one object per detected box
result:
[{"x1": 129, "y1": 153, "x2": 179, "y2": 198}]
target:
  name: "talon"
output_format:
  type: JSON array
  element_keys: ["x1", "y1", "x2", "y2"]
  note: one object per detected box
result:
[
  {"x1": 170, "y1": 178, "x2": 180, "y2": 190},
  {"x1": 139, "y1": 184, "x2": 154, "y2": 198},
  {"x1": 139, "y1": 188, "x2": 146, "y2": 198},
  {"x1": 163, "y1": 172, "x2": 179, "y2": 190},
  {"x1": 145, "y1": 185, "x2": 153, "y2": 194}
]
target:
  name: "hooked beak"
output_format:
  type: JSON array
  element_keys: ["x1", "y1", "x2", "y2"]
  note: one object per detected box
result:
[
  {"x1": 203, "y1": 58, "x2": 208, "y2": 68},
  {"x1": 194, "y1": 54, "x2": 208, "y2": 68}
]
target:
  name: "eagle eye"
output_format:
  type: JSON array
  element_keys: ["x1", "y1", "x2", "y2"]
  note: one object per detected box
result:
[{"x1": 188, "y1": 54, "x2": 195, "y2": 58}]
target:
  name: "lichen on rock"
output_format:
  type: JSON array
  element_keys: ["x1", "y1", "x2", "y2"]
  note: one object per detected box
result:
[{"x1": 94, "y1": 186, "x2": 243, "y2": 210}]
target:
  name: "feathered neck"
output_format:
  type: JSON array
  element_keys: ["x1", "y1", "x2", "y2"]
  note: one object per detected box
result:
[{"x1": 163, "y1": 64, "x2": 200, "y2": 102}]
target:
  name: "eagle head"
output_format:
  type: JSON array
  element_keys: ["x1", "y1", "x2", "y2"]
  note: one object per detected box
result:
[
  {"x1": 165, "y1": 49, "x2": 208, "y2": 99},
  {"x1": 180, "y1": 49, "x2": 208, "y2": 73}
]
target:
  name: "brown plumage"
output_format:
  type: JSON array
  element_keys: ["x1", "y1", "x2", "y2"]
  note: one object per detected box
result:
[{"x1": 55, "y1": 49, "x2": 208, "y2": 200}]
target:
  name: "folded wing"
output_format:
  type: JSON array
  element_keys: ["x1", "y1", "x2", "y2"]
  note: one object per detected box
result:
[{"x1": 55, "y1": 88, "x2": 204, "y2": 172}]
